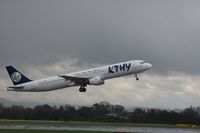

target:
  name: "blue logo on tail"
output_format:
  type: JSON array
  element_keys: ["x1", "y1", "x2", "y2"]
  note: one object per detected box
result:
[
  {"x1": 6, "y1": 66, "x2": 32, "y2": 85},
  {"x1": 11, "y1": 72, "x2": 22, "y2": 82}
]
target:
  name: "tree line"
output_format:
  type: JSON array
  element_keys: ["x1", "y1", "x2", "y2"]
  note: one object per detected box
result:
[{"x1": 0, "y1": 101, "x2": 200, "y2": 125}]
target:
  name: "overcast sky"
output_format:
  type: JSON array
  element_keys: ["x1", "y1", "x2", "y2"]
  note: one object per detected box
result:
[{"x1": 1, "y1": 0, "x2": 200, "y2": 109}]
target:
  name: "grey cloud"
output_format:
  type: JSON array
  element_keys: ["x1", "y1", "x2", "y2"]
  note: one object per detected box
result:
[
  {"x1": 1, "y1": 0, "x2": 200, "y2": 74},
  {"x1": 1, "y1": 0, "x2": 200, "y2": 108}
]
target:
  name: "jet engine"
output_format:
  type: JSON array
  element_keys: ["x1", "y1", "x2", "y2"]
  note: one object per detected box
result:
[{"x1": 89, "y1": 77, "x2": 104, "y2": 85}]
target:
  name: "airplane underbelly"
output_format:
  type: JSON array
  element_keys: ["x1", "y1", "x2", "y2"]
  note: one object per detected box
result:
[
  {"x1": 104, "y1": 70, "x2": 132, "y2": 80},
  {"x1": 34, "y1": 79, "x2": 72, "y2": 91}
]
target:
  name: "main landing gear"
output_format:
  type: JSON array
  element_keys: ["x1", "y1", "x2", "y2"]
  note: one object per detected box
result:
[
  {"x1": 135, "y1": 74, "x2": 139, "y2": 81},
  {"x1": 79, "y1": 85, "x2": 87, "y2": 92}
]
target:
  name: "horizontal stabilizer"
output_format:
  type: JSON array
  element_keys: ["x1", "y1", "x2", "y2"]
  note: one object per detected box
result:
[{"x1": 8, "y1": 86, "x2": 24, "y2": 89}]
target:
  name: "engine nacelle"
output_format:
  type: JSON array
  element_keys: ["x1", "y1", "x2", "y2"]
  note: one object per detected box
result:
[{"x1": 89, "y1": 77, "x2": 104, "y2": 85}]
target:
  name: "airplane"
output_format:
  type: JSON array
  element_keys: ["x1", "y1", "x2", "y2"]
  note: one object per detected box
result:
[{"x1": 5, "y1": 60, "x2": 152, "y2": 92}]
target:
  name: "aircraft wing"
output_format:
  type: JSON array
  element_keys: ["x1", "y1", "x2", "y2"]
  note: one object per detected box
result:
[{"x1": 59, "y1": 75, "x2": 89, "y2": 85}]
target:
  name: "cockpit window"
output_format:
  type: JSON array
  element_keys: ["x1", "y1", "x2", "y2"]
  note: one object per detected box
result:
[{"x1": 140, "y1": 61, "x2": 146, "y2": 64}]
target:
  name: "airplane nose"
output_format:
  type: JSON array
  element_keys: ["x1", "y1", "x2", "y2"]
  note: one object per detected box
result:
[
  {"x1": 148, "y1": 63, "x2": 152, "y2": 68},
  {"x1": 146, "y1": 63, "x2": 152, "y2": 69}
]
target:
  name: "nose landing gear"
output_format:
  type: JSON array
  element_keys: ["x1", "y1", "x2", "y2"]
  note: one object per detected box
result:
[{"x1": 135, "y1": 74, "x2": 139, "y2": 81}]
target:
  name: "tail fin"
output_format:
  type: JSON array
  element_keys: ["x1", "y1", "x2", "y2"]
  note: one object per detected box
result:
[{"x1": 5, "y1": 66, "x2": 32, "y2": 85}]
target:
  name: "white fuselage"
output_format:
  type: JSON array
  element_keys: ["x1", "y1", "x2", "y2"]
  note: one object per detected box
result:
[{"x1": 7, "y1": 60, "x2": 152, "y2": 92}]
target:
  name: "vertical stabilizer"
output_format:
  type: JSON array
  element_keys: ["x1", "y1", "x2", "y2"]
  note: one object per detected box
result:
[{"x1": 6, "y1": 66, "x2": 32, "y2": 85}]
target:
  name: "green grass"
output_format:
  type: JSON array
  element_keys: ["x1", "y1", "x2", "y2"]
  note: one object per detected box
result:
[
  {"x1": 68, "y1": 121, "x2": 177, "y2": 128},
  {"x1": 0, "y1": 129, "x2": 111, "y2": 133},
  {"x1": 0, "y1": 119, "x2": 176, "y2": 128},
  {"x1": 0, "y1": 120, "x2": 66, "y2": 126},
  {"x1": 0, "y1": 119, "x2": 199, "y2": 129}
]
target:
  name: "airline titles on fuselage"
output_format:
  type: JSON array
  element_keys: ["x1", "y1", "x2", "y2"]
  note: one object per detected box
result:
[{"x1": 108, "y1": 63, "x2": 131, "y2": 74}]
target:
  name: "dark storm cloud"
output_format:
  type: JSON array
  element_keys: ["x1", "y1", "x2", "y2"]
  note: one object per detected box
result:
[{"x1": 1, "y1": 0, "x2": 200, "y2": 74}]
